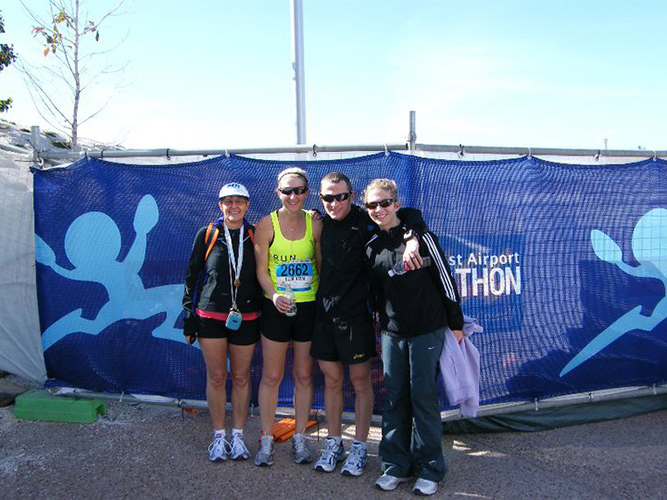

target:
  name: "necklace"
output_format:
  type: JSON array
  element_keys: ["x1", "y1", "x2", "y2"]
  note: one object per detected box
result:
[
  {"x1": 280, "y1": 210, "x2": 303, "y2": 240},
  {"x1": 223, "y1": 224, "x2": 244, "y2": 296}
]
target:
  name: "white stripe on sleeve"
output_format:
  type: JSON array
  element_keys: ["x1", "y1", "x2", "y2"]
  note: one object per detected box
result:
[{"x1": 423, "y1": 233, "x2": 457, "y2": 302}]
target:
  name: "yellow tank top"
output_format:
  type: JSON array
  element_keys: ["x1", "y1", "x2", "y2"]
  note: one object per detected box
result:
[{"x1": 267, "y1": 210, "x2": 319, "y2": 303}]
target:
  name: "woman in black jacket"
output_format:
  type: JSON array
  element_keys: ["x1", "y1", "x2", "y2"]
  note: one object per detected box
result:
[
  {"x1": 363, "y1": 178, "x2": 463, "y2": 497},
  {"x1": 183, "y1": 183, "x2": 262, "y2": 464}
]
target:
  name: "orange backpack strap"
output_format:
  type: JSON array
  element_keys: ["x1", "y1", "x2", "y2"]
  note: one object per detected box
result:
[
  {"x1": 204, "y1": 223, "x2": 220, "y2": 261},
  {"x1": 205, "y1": 222, "x2": 214, "y2": 242},
  {"x1": 247, "y1": 224, "x2": 255, "y2": 244}
]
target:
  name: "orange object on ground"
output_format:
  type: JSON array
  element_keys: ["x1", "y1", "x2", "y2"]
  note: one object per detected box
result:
[
  {"x1": 272, "y1": 417, "x2": 318, "y2": 442},
  {"x1": 182, "y1": 408, "x2": 202, "y2": 413}
]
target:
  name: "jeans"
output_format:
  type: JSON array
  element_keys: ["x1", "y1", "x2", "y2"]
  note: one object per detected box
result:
[{"x1": 379, "y1": 327, "x2": 446, "y2": 482}]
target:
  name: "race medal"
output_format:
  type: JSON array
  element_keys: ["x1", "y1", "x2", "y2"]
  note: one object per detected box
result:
[{"x1": 223, "y1": 224, "x2": 244, "y2": 314}]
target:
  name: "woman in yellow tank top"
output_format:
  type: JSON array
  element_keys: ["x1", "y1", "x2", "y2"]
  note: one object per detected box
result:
[{"x1": 253, "y1": 167, "x2": 322, "y2": 466}]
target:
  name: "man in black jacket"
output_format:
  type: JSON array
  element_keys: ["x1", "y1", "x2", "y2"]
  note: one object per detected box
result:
[{"x1": 311, "y1": 172, "x2": 424, "y2": 477}]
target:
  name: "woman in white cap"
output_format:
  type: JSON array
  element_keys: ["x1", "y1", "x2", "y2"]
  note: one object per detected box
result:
[
  {"x1": 183, "y1": 182, "x2": 262, "y2": 463},
  {"x1": 253, "y1": 167, "x2": 322, "y2": 467}
]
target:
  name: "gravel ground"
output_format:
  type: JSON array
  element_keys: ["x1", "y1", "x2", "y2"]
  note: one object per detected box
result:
[{"x1": 1, "y1": 395, "x2": 666, "y2": 500}]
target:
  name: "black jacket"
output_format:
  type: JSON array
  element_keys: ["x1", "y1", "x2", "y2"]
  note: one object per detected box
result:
[
  {"x1": 365, "y1": 221, "x2": 463, "y2": 337},
  {"x1": 182, "y1": 219, "x2": 261, "y2": 335},
  {"x1": 316, "y1": 205, "x2": 426, "y2": 325}
]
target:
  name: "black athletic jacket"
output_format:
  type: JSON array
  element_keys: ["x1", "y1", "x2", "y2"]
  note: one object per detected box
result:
[
  {"x1": 182, "y1": 220, "x2": 262, "y2": 335},
  {"x1": 365, "y1": 221, "x2": 463, "y2": 337},
  {"x1": 316, "y1": 205, "x2": 426, "y2": 325}
]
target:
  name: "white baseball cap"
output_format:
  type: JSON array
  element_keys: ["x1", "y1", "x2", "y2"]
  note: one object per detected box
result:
[{"x1": 218, "y1": 182, "x2": 250, "y2": 199}]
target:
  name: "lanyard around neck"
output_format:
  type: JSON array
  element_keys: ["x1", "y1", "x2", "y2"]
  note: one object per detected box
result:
[{"x1": 223, "y1": 223, "x2": 244, "y2": 309}]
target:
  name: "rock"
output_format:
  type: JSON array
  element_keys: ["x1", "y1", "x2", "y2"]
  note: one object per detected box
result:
[{"x1": 0, "y1": 377, "x2": 28, "y2": 407}]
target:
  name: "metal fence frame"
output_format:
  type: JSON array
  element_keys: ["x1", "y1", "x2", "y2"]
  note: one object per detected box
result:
[
  {"x1": 19, "y1": 114, "x2": 667, "y2": 421},
  {"x1": 21, "y1": 110, "x2": 666, "y2": 165}
]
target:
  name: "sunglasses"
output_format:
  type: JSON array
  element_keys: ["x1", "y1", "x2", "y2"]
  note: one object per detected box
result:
[
  {"x1": 365, "y1": 198, "x2": 395, "y2": 210},
  {"x1": 220, "y1": 198, "x2": 248, "y2": 207},
  {"x1": 278, "y1": 186, "x2": 309, "y2": 196},
  {"x1": 319, "y1": 192, "x2": 352, "y2": 203}
]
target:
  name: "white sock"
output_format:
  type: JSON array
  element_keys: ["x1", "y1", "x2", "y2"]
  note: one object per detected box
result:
[
  {"x1": 214, "y1": 429, "x2": 225, "y2": 438},
  {"x1": 352, "y1": 440, "x2": 367, "y2": 449},
  {"x1": 329, "y1": 436, "x2": 342, "y2": 445},
  {"x1": 232, "y1": 428, "x2": 243, "y2": 437}
]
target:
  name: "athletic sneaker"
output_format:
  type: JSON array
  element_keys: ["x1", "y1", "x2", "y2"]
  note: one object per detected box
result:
[
  {"x1": 292, "y1": 433, "x2": 313, "y2": 464},
  {"x1": 374, "y1": 473, "x2": 411, "y2": 491},
  {"x1": 340, "y1": 441, "x2": 367, "y2": 477},
  {"x1": 230, "y1": 432, "x2": 250, "y2": 460},
  {"x1": 413, "y1": 478, "x2": 438, "y2": 496},
  {"x1": 254, "y1": 435, "x2": 274, "y2": 466},
  {"x1": 313, "y1": 437, "x2": 345, "y2": 472},
  {"x1": 208, "y1": 434, "x2": 230, "y2": 462}
]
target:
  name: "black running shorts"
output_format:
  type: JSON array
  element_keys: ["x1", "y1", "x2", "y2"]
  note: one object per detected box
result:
[
  {"x1": 260, "y1": 298, "x2": 316, "y2": 343},
  {"x1": 196, "y1": 316, "x2": 260, "y2": 346},
  {"x1": 310, "y1": 317, "x2": 376, "y2": 364}
]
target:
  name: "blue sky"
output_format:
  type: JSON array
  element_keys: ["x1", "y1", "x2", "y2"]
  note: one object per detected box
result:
[{"x1": 2, "y1": 1, "x2": 666, "y2": 150}]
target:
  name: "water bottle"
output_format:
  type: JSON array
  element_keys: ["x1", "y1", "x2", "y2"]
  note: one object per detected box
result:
[
  {"x1": 284, "y1": 283, "x2": 297, "y2": 317},
  {"x1": 388, "y1": 255, "x2": 431, "y2": 277}
]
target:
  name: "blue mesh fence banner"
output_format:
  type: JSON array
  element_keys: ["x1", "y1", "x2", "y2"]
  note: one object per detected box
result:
[{"x1": 32, "y1": 153, "x2": 667, "y2": 412}]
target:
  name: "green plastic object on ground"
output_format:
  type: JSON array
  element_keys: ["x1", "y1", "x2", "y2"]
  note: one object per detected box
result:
[{"x1": 13, "y1": 389, "x2": 107, "y2": 423}]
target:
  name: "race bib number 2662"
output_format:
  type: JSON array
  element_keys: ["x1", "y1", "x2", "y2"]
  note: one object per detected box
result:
[{"x1": 276, "y1": 260, "x2": 313, "y2": 292}]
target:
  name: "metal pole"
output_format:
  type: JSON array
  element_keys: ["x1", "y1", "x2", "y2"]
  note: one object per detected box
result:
[
  {"x1": 408, "y1": 110, "x2": 416, "y2": 151},
  {"x1": 30, "y1": 126, "x2": 42, "y2": 167},
  {"x1": 51, "y1": 383, "x2": 667, "y2": 424},
  {"x1": 35, "y1": 142, "x2": 666, "y2": 163},
  {"x1": 0, "y1": 143, "x2": 31, "y2": 155},
  {"x1": 291, "y1": 0, "x2": 307, "y2": 144},
  {"x1": 414, "y1": 144, "x2": 665, "y2": 158},
  {"x1": 37, "y1": 143, "x2": 411, "y2": 162}
]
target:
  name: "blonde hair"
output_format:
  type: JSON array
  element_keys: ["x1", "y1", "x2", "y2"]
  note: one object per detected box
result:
[
  {"x1": 364, "y1": 178, "x2": 398, "y2": 203},
  {"x1": 277, "y1": 167, "x2": 309, "y2": 187}
]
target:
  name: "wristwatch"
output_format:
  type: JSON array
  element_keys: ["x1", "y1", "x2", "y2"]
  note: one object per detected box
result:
[{"x1": 403, "y1": 229, "x2": 415, "y2": 242}]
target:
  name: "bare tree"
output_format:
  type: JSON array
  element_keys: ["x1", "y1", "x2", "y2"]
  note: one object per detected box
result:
[{"x1": 19, "y1": 0, "x2": 126, "y2": 149}]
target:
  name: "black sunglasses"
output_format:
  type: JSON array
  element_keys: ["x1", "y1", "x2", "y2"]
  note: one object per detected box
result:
[
  {"x1": 319, "y1": 192, "x2": 352, "y2": 203},
  {"x1": 278, "y1": 186, "x2": 309, "y2": 196},
  {"x1": 365, "y1": 198, "x2": 395, "y2": 210}
]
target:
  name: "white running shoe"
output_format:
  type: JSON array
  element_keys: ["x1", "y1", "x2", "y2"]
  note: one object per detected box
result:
[
  {"x1": 292, "y1": 433, "x2": 313, "y2": 464},
  {"x1": 230, "y1": 432, "x2": 250, "y2": 460},
  {"x1": 413, "y1": 478, "x2": 438, "y2": 496},
  {"x1": 374, "y1": 473, "x2": 411, "y2": 491},
  {"x1": 340, "y1": 441, "x2": 367, "y2": 477},
  {"x1": 254, "y1": 435, "x2": 274, "y2": 466},
  {"x1": 208, "y1": 434, "x2": 230, "y2": 462},
  {"x1": 313, "y1": 437, "x2": 345, "y2": 472}
]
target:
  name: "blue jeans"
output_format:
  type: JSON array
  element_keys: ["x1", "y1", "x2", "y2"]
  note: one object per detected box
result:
[{"x1": 379, "y1": 327, "x2": 446, "y2": 482}]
